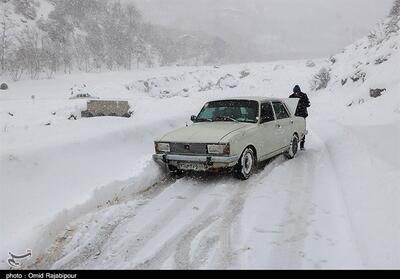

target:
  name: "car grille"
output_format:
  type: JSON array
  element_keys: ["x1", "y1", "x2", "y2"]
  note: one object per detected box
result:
[{"x1": 170, "y1": 143, "x2": 208, "y2": 155}]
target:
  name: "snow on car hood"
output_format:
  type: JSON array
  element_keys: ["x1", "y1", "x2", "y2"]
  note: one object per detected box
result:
[{"x1": 159, "y1": 122, "x2": 252, "y2": 143}]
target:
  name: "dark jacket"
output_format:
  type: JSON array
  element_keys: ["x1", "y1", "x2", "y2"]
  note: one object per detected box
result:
[{"x1": 289, "y1": 92, "x2": 310, "y2": 118}]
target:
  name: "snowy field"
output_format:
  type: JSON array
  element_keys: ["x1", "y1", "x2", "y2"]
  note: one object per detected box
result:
[{"x1": 1, "y1": 45, "x2": 400, "y2": 268}]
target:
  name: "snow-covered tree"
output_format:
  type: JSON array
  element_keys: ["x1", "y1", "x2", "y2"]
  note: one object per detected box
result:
[
  {"x1": 12, "y1": 0, "x2": 37, "y2": 20},
  {"x1": 387, "y1": 0, "x2": 400, "y2": 34},
  {"x1": 389, "y1": 0, "x2": 400, "y2": 18},
  {"x1": 1, "y1": 0, "x2": 16, "y2": 73},
  {"x1": 1, "y1": 0, "x2": 232, "y2": 79}
]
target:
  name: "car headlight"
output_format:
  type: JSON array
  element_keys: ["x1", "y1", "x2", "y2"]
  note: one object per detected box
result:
[
  {"x1": 155, "y1": 142, "x2": 170, "y2": 153},
  {"x1": 207, "y1": 144, "x2": 230, "y2": 155}
]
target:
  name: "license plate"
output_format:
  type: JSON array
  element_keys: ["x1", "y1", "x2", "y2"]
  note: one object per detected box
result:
[{"x1": 178, "y1": 162, "x2": 208, "y2": 171}]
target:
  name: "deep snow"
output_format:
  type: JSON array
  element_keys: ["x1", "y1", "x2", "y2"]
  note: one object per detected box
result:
[{"x1": 0, "y1": 46, "x2": 399, "y2": 269}]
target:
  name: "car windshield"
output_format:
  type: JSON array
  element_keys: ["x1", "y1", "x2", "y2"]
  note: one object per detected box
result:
[{"x1": 196, "y1": 100, "x2": 259, "y2": 123}]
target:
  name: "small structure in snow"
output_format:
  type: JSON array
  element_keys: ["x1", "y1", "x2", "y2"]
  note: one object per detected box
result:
[
  {"x1": 306, "y1": 60, "x2": 316, "y2": 68},
  {"x1": 239, "y1": 70, "x2": 250, "y2": 79},
  {"x1": 370, "y1": 88, "x2": 386, "y2": 98},
  {"x1": 350, "y1": 70, "x2": 366, "y2": 83},
  {"x1": 375, "y1": 55, "x2": 391, "y2": 65},
  {"x1": 81, "y1": 100, "x2": 132, "y2": 118},
  {"x1": 70, "y1": 93, "x2": 99, "y2": 100}
]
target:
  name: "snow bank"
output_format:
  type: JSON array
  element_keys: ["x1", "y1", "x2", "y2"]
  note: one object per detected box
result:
[
  {"x1": 303, "y1": 19, "x2": 400, "y2": 267},
  {"x1": 0, "y1": 116, "x2": 184, "y2": 264}
]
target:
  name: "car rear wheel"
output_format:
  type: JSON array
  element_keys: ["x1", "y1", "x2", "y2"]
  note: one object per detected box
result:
[
  {"x1": 285, "y1": 134, "x2": 299, "y2": 159},
  {"x1": 234, "y1": 147, "x2": 255, "y2": 180}
]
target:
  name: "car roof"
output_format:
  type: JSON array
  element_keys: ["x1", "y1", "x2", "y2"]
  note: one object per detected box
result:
[{"x1": 208, "y1": 97, "x2": 285, "y2": 103}]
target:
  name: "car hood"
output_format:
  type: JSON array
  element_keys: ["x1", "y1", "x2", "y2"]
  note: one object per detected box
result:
[{"x1": 159, "y1": 122, "x2": 252, "y2": 143}]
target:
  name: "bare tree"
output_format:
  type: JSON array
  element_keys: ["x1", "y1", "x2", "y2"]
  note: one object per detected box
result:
[
  {"x1": 3, "y1": 0, "x2": 230, "y2": 80},
  {"x1": 389, "y1": 0, "x2": 400, "y2": 18},
  {"x1": 387, "y1": 0, "x2": 400, "y2": 34},
  {"x1": 13, "y1": 0, "x2": 37, "y2": 20},
  {"x1": 126, "y1": 3, "x2": 141, "y2": 70},
  {"x1": 41, "y1": 37, "x2": 59, "y2": 79},
  {"x1": 15, "y1": 28, "x2": 43, "y2": 79},
  {"x1": 310, "y1": 67, "x2": 331, "y2": 91},
  {"x1": 1, "y1": 0, "x2": 16, "y2": 73}
]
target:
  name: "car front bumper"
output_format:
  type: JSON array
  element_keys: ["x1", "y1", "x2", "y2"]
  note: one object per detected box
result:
[{"x1": 152, "y1": 153, "x2": 240, "y2": 171}]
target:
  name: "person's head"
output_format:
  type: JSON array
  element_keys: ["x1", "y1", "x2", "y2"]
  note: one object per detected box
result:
[{"x1": 293, "y1": 85, "x2": 301, "y2": 94}]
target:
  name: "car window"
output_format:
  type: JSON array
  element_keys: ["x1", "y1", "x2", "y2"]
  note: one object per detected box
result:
[
  {"x1": 272, "y1": 102, "x2": 290, "y2": 120},
  {"x1": 197, "y1": 100, "x2": 259, "y2": 123},
  {"x1": 261, "y1": 102, "x2": 275, "y2": 123},
  {"x1": 200, "y1": 107, "x2": 217, "y2": 119}
]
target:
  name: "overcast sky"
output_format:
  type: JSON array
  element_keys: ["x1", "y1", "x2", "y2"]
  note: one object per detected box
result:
[{"x1": 128, "y1": 0, "x2": 394, "y2": 62}]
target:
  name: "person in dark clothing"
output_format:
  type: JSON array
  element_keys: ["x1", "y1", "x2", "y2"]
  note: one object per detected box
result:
[{"x1": 289, "y1": 85, "x2": 310, "y2": 150}]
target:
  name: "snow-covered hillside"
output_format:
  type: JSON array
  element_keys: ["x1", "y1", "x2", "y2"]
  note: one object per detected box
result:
[
  {"x1": 0, "y1": 0, "x2": 231, "y2": 82},
  {"x1": 313, "y1": 12, "x2": 400, "y2": 125},
  {"x1": 0, "y1": 7, "x2": 399, "y2": 269},
  {"x1": 2, "y1": 0, "x2": 53, "y2": 26},
  {"x1": 1, "y1": 0, "x2": 53, "y2": 45}
]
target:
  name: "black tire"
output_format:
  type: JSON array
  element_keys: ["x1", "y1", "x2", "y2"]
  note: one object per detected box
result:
[
  {"x1": 1, "y1": 83, "x2": 8, "y2": 90},
  {"x1": 285, "y1": 134, "x2": 299, "y2": 159},
  {"x1": 234, "y1": 147, "x2": 256, "y2": 180}
]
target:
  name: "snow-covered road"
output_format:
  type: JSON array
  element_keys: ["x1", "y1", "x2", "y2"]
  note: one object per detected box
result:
[{"x1": 29, "y1": 111, "x2": 398, "y2": 269}]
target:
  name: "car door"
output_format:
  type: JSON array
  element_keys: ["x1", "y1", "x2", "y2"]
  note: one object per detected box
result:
[
  {"x1": 258, "y1": 101, "x2": 281, "y2": 159},
  {"x1": 272, "y1": 102, "x2": 293, "y2": 149}
]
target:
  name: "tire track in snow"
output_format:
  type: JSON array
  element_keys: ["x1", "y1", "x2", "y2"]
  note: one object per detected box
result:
[
  {"x1": 133, "y1": 184, "x2": 249, "y2": 269},
  {"x1": 314, "y1": 125, "x2": 368, "y2": 267},
  {"x1": 134, "y1": 204, "x2": 221, "y2": 269},
  {"x1": 267, "y1": 128, "x2": 364, "y2": 268},
  {"x1": 111, "y1": 178, "x2": 212, "y2": 268},
  {"x1": 178, "y1": 158, "x2": 288, "y2": 269},
  {"x1": 268, "y1": 145, "x2": 318, "y2": 268},
  {"x1": 52, "y1": 210, "x2": 137, "y2": 270},
  {"x1": 31, "y1": 154, "x2": 288, "y2": 270},
  {"x1": 175, "y1": 184, "x2": 248, "y2": 269},
  {"x1": 29, "y1": 176, "x2": 179, "y2": 269},
  {"x1": 134, "y1": 157, "x2": 286, "y2": 269},
  {"x1": 36, "y1": 176, "x2": 231, "y2": 269}
]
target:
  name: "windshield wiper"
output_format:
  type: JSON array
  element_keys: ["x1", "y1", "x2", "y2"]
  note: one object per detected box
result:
[
  {"x1": 213, "y1": 116, "x2": 239, "y2": 123},
  {"x1": 196, "y1": 118, "x2": 213, "y2": 122}
]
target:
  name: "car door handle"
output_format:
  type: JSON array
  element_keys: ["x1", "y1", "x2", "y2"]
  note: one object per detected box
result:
[
  {"x1": 290, "y1": 120, "x2": 294, "y2": 124},
  {"x1": 275, "y1": 124, "x2": 282, "y2": 129}
]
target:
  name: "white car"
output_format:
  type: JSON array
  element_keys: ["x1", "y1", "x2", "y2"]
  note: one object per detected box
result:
[{"x1": 153, "y1": 97, "x2": 306, "y2": 180}]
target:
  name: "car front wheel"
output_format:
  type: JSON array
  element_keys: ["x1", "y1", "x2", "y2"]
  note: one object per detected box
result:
[{"x1": 234, "y1": 147, "x2": 255, "y2": 180}]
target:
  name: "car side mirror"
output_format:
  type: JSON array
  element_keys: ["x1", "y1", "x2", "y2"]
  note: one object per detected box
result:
[{"x1": 191, "y1": 115, "x2": 197, "y2": 122}]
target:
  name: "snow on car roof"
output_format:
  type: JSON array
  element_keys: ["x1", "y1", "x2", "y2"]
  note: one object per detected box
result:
[{"x1": 208, "y1": 97, "x2": 286, "y2": 103}]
